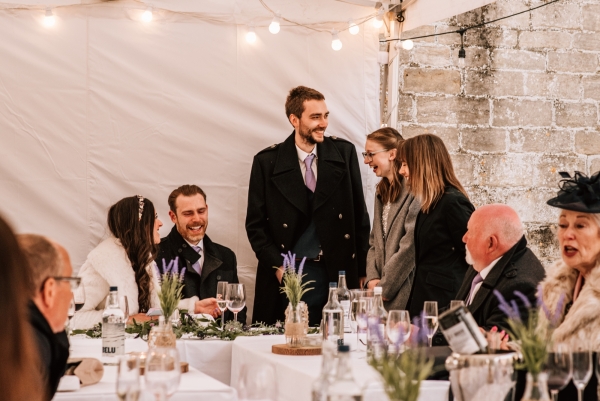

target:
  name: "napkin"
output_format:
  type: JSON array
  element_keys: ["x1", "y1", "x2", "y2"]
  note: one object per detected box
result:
[
  {"x1": 65, "y1": 358, "x2": 104, "y2": 386},
  {"x1": 56, "y1": 375, "x2": 80, "y2": 392}
]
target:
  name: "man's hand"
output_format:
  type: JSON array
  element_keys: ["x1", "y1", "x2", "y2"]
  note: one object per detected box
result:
[
  {"x1": 127, "y1": 313, "x2": 154, "y2": 325},
  {"x1": 359, "y1": 276, "x2": 367, "y2": 289},
  {"x1": 194, "y1": 298, "x2": 221, "y2": 318},
  {"x1": 276, "y1": 266, "x2": 284, "y2": 284},
  {"x1": 367, "y1": 279, "x2": 380, "y2": 290}
]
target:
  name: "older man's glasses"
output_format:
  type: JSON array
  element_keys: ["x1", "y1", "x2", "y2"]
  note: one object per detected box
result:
[
  {"x1": 362, "y1": 149, "x2": 389, "y2": 162},
  {"x1": 51, "y1": 276, "x2": 81, "y2": 291}
]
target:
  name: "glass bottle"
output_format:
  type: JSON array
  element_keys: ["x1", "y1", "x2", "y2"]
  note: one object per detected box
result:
[
  {"x1": 326, "y1": 345, "x2": 363, "y2": 401},
  {"x1": 311, "y1": 339, "x2": 336, "y2": 401},
  {"x1": 322, "y1": 283, "x2": 344, "y2": 345},
  {"x1": 366, "y1": 286, "x2": 387, "y2": 358},
  {"x1": 438, "y1": 305, "x2": 488, "y2": 354},
  {"x1": 102, "y1": 286, "x2": 125, "y2": 357},
  {"x1": 337, "y1": 271, "x2": 352, "y2": 333}
]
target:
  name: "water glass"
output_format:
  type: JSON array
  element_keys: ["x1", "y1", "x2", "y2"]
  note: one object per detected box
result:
[
  {"x1": 145, "y1": 347, "x2": 181, "y2": 401},
  {"x1": 386, "y1": 310, "x2": 411, "y2": 352},
  {"x1": 355, "y1": 294, "x2": 373, "y2": 354},
  {"x1": 423, "y1": 301, "x2": 438, "y2": 347},
  {"x1": 450, "y1": 300, "x2": 465, "y2": 309},
  {"x1": 119, "y1": 296, "x2": 130, "y2": 323},
  {"x1": 572, "y1": 349, "x2": 592, "y2": 401},
  {"x1": 116, "y1": 354, "x2": 140, "y2": 401},
  {"x1": 544, "y1": 343, "x2": 572, "y2": 401},
  {"x1": 226, "y1": 283, "x2": 246, "y2": 323},
  {"x1": 217, "y1": 281, "x2": 228, "y2": 329},
  {"x1": 238, "y1": 362, "x2": 277, "y2": 401}
]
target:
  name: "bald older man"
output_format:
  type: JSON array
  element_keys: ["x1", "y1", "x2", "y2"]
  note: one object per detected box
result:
[{"x1": 454, "y1": 204, "x2": 545, "y2": 331}]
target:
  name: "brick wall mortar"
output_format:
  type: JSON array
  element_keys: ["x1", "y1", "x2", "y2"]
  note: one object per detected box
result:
[{"x1": 396, "y1": 0, "x2": 600, "y2": 265}]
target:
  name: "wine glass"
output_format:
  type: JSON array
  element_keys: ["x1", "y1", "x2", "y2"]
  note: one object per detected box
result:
[
  {"x1": 119, "y1": 296, "x2": 130, "y2": 323},
  {"x1": 572, "y1": 349, "x2": 592, "y2": 401},
  {"x1": 66, "y1": 296, "x2": 76, "y2": 332},
  {"x1": 226, "y1": 283, "x2": 245, "y2": 323},
  {"x1": 238, "y1": 363, "x2": 277, "y2": 401},
  {"x1": 349, "y1": 290, "x2": 363, "y2": 334},
  {"x1": 73, "y1": 283, "x2": 86, "y2": 313},
  {"x1": 423, "y1": 301, "x2": 438, "y2": 347},
  {"x1": 217, "y1": 281, "x2": 228, "y2": 329},
  {"x1": 544, "y1": 343, "x2": 572, "y2": 401},
  {"x1": 116, "y1": 354, "x2": 140, "y2": 401},
  {"x1": 386, "y1": 310, "x2": 411, "y2": 352},
  {"x1": 145, "y1": 347, "x2": 181, "y2": 400},
  {"x1": 450, "y1": 300, "x2": 465, "y2": 309},
  {"x1": 355, "y1": 294, "x2": 373, "y2": 354}
]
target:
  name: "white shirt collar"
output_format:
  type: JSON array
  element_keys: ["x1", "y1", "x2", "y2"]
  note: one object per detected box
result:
[
  {"x1": 184, "y1": 238, "x2": 204, "y2": 251},
  {"x1": 295, "y1": 143, "x2": 317, "y2": 162},
  {"x1": 479, "y1": 255, "x2": 503, "y2": 280}
]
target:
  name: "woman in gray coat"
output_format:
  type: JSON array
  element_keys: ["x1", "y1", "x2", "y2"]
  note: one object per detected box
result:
[{"x1": 363, "y1": 128, "x2": 420, "y2": 311}]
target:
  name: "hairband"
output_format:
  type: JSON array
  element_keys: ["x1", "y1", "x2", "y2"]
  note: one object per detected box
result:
[{"x1": 136, "y1": 195, "x2": 145, "y2": 220}]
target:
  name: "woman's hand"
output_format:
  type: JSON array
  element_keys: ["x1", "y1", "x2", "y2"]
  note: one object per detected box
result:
[
  {"x1": 127, "y1": 313, "x2": 155, "y2": 325},
  {"x1": 194, "y1": 298, "x2": 221, "y2": 318},
  {"x1": 367, "y1": 279, "x2": 381, "y2": 290}
]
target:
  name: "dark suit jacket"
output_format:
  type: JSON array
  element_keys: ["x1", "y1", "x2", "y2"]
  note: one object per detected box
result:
[
  {"x1": 407, "y1": 186, "x2": 474, "y2": 318},
  {"x1": 156, "y1": 226, "x2": 246, "y2": 323},
  {"x1": 455, "y1": 235, "x2": 546, "y2": 331},
  {"x1": 29, "y1": 302, "x2": 69, "y2": 400},
  {"x1": 246, "y1": 133, "x2": 370, "y2": 324}
]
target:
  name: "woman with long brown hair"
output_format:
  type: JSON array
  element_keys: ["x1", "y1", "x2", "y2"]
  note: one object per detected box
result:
[
  {"x1": 0, "y1": 215, "x2": 43, "y2": 401},
  {"x1": 72, "y1": 195, "x2": 163, "y2": 329},
  {"x1": 398, "y1": 134, "x2": 475, "y2": 319},
  {"x1": 363, "y1": 127, "x2": 421, "y2": 311}
]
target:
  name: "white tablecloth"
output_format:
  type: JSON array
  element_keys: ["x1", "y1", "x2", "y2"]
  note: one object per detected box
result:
[{"x1": 231, "y1": 335, "x2": 450, "y2": 401}]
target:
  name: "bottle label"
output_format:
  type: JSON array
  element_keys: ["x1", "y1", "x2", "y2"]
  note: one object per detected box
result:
[
  {"x1": 340, "y1": 300, "x2": 351, "y2": 332},
  {"x1": 102, "y1": 322, "x2": 125, "y2": 357},
  {"x1": 442, "y1": 321, "x2": 480, "y2": 354}
]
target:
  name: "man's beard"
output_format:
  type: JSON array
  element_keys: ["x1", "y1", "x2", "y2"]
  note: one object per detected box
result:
[
  {"x1": 465, "y1": 247, "x2": 474, "y2": 266},
  {"x1": 298, "y1": 122, "x2": 324, "y2": 145}
]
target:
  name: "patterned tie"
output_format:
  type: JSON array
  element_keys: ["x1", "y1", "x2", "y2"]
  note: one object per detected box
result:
[
  {"x1": 466, "y1": 273, "x2": 483, "y2": 305},
  {"x1": 191, "y1": 245, "x2": 202, "y2": 275},
  {"x1": 304, "y1": 154, "x2": 316, "y2": 192}
]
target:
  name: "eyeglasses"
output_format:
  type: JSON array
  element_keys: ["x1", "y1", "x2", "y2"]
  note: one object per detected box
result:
[
  {"x1": 361, "y1": 149, "x2": 389, "y2": 162},
  {"x1": 46, "y1": 276, "x2": 81, "y2": 291}
]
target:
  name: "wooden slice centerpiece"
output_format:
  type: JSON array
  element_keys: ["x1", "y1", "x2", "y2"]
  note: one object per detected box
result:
[{"x1": 272, "y1": 344, "x2": 322, "y2": 356}]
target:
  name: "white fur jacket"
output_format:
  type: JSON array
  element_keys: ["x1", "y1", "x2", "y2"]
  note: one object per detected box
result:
[{"x1": 537, "y1": 258, "x2": 600, "y2": 351}]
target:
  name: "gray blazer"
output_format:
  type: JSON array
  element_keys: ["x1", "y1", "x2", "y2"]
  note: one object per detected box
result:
[{"x1": 366, "y1": 184, "x2": 420, "y2": 311}]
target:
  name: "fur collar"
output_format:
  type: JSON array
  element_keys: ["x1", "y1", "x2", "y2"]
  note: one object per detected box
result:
[{"x1": 539, "y1": 258, "x2": 600, "y2": 350}]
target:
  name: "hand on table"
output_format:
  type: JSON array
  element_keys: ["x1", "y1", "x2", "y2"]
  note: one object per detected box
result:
[
  {"x1": 359, "y1": 276, "x2": 367, "y2": 289},
  {"x1": 276, "y1": 266, "x2": 284, "y2": 284},
  {"x1": 195, "y1": 298, "x2": 221, "y2": 318},
  {"x1": 367, "y1": 279, "x2": 380, "y2": 290}
]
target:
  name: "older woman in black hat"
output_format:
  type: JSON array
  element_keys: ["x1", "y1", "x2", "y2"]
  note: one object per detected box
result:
[{"x1": 538, "y1": 171, "x2": 600, "y2": 352}]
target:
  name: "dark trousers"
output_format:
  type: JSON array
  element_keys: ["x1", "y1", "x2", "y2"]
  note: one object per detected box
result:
[{"x1": 281, "y1": 261, "x2": 329, "y2": 327}]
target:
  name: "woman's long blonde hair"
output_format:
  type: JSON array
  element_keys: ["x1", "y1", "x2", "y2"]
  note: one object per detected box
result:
[
  {"x1": 367, "y1": 127, "x2": 404, "y2": 204},
  {"x1": 397, "y1": 134, "x2": 468, "y2": 213}
]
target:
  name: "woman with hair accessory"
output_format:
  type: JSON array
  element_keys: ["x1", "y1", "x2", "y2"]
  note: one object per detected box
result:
[
  {"x1": 397, "y1": 134, "x2": 475, "y2": 320},
  {"x1": 0, "y1": 215, "x2": 43, "y2": 401},
  {"x1": 363, "y1": 127, "x2": 421, "y2": 311},
  {"x1": 72, "y1": 195, "x2": 164, "y2": 329}
]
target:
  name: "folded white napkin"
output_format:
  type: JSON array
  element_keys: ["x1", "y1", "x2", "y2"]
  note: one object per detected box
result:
[{"x1": 57, "y1": 375, "x2": 81, "y2": 392}]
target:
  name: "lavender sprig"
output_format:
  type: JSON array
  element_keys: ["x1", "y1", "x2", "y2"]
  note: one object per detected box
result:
[
  {"x1": 494, "y1": 289, "x2": 522, "y2": 323},
  {"x1": 513, "y1": 290, "x2": 532, "y2": 309}
]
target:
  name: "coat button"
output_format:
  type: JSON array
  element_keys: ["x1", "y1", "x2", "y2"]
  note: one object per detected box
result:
[
  {"x1": 217, "y1": 275, "x2": 221, "y2": 280},
  {"x1": 283, "y1": 223, "x2": 288, "y2": 228},
  {"x1": 352, "y1": 253, "x2": 355, "y2": 259},
  {"x1": 344, "y1": 234, "x2": 350, "y2": 239},
  {"x1": 281, "y1": 244, "x2": 285, "y2": 249},
  {"x1": 182, "y1": 243, "x2": 187, "y2": 248},
  {"x1": 339, "y1": 214, "x2": 343, "y2": 219},
  {"x1": 178, "y1": 248, "x2": 182, "y2": 253}
]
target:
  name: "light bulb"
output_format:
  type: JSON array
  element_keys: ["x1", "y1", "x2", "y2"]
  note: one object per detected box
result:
[
  {"x1": 373, "y1": 8, "x2": 384, "y2": 28},
  {"x1": 348, "y1": 20, "x2": 359, "y2": 35},
  {"x1": 43, "y1": 8, "x2": 55, "y2": 27},
  {"x1": 141, "y1": 8, "x2": 153, "y2": 23},
  {"x1": 331, "y1": 30, "x2": 342, "y2": 51},
  {"x1": 402, "y1": 40, "x2": 414, "y2": 50},
  {"x1": 246, "y1": 26, "x2": 257, "y2": 43},
  {"x1": 269, "y1": 13, "x2": 281, "y2": 34},
  {"x1": 458, "y1": 47, "x2": 466, "y2": 67}
]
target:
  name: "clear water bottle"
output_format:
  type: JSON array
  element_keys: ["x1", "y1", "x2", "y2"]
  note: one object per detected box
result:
[
  {"x1": 366, "y1": 286, "x2": 387, "y2": 358},
  {"x1": 311, "y1": 339, "x2": 336, "y2": 401},
  {"x1": 439, "y1": 304, "x2": 488, "y2": 354},
  {"x1": 326, "y1": 345, "x2": 363, "y2": 401},
  {"x1": 322, "y1": 283, "x2": 344, "y2": 345},
  {"x1": 102, "y1": 286, "x2": 125, "y2": 357},
  {"x1": 337, "y1": 271, "x2": 352, "y2": 333}
]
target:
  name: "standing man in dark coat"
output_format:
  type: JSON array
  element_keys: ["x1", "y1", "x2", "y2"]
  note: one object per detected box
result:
[
  {"x1": 456, "y1": 204, "x2": 546, "y2": 331},
  {"x1": 157, "y1": 185, "x2": 246, "y2": 324},
  {"x1": 246, "y1": 86, "x2": 371, "y2": 326}
]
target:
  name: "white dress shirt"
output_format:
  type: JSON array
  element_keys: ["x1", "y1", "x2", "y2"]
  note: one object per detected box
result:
[
  {"x1": 467, "y1": 256, "x2": 502, "y2": 305},
  {"x1": 296, "y1": 144, "x2": 318, "y2": 184},
  {"x1": 185, "y1": 238, "x2": 204, "y2": 275}
]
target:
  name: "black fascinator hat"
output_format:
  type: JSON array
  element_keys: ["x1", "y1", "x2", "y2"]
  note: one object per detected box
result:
[{"x1": 546, "y1": 171, "x2": 600, "y2": 213}]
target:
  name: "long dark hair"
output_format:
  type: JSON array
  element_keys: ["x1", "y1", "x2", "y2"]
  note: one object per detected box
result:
[
  {"x1": 107, "y1": 196, "x2": 158, "y2": 313},
  {"x1": 0, "y1": 215, "x2": 43, "y2": 400},
  {"x1": 367, "y1": 127, "x2": 404, "y2": 204}
]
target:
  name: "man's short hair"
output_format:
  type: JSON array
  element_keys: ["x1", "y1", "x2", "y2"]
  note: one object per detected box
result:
[
  {"x1": 17, "y1": 234, "x2": 63, "y2": 293},
  {"x1": 285, "y1": 86, "x2": 325, "y2": 120},
  {"x1": 168, "y1": 185, "x2": 207, "y2": 213}
]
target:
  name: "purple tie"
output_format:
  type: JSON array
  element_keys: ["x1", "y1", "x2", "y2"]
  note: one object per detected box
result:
[
  {"x1": 304, "y1": 154, "x2": 316, "y2": 192},
  {"x1": 466, "y1": 273, "x2": 483, "y2": 305},
  {"x1": 191, "y1": 245, "x2": 202, "y2": 275}
]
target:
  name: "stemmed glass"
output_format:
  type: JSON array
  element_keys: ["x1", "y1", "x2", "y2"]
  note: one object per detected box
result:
[
  {"x1": 238, "y1": 363, "x2": 277, "y2": 401},
  {"x1": 73, "y1": 283, "x2": 86, "y2": 313},
  {"x1": 116, "y1": 354, "x2": 141, "y2": 401},
  {"x1": 216, "y1": 281, "x2": 228, "y2": 329},
  {"x1": 386, "y1": 310, "x2": 411, "y2": 352},
  {"x1": 450, "y1": 300, "x2": 465, "y2": 309},
  {"x1": 349, "y1": 290, "x2": 362, "y2": 334},
  {"x1": 423, "y1": 301, "x2": 438, "y2": 347},
  {"x1": 119, "y1": 296, "x2": 130, "y2": 324},
  {"x1": 355, "y1": 294, "x2": 373, "y2": 354},
  {"x1": 572, "y1": 349, "x2": 592, "y2": 401},
  {"x1": 226, "y1": 283, "x2": 246, "y2": 323},
  {"x1": 66, "y1": 296, "x2": 76, "y2": 332},
  {"x1": 145, "y1": 347, "x2": 181, "y2": 401},
  {"x1": 544, "y1": 343, "x2": 572, "y2": 401}
]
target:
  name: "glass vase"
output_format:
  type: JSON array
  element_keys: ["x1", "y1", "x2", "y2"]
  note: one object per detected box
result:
[
  {"x1": 147, "y1": 321, "x2": 176, "y2": 348},
  {"x1": 285, "y1": 302, "x2": 308, "y2": 348},
  {"x1": 522, "y1": 372, "x2": 550, "y2": 401}
]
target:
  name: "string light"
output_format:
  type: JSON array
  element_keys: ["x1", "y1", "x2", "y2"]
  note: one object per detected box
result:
[
  {"x1": 246, "y1": 25, "x2": 257, "y2": 43},
  {"x1": 269, "y1": 12, "x2": 281, "y2": 34},
  {"x1": 373, "y1": 8, "x2": 384, "y2": 28},
  {"x1": 402, "y1": 40, "x2": 414, "y2": 50},
  {"x1": 43, "y1": 8, "x2": 55, "y2": 27},
  {"x1": 331, "y1": 30, "x2": 342, "y2": 51},
  {"x1": 458, "y1": 30, "x2": 466, "y2": 67},
  {"x1": 141, "y1": 7, "x2": 153, "y2": 23},
  {"x1": 348, "y1": 19, "x2": 359, "y2": 35}
]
